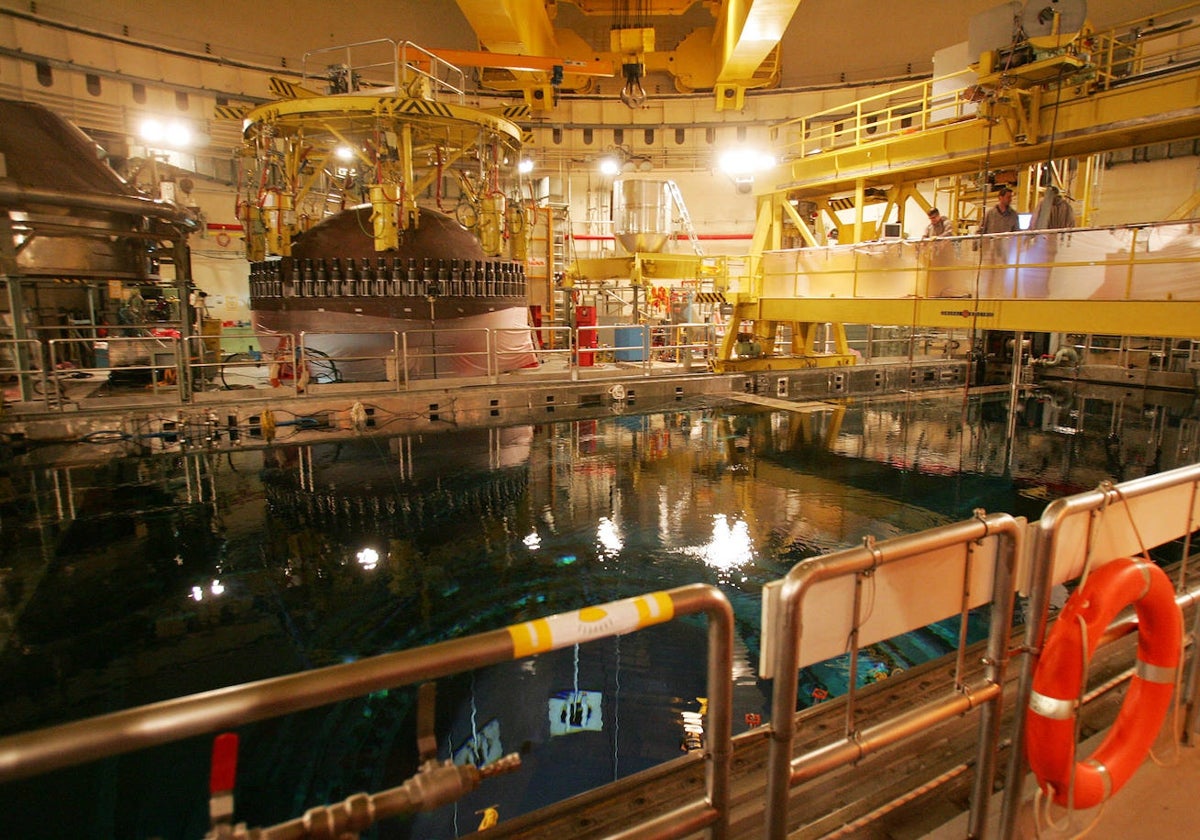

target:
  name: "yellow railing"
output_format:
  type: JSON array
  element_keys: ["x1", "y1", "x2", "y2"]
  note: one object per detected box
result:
[
  {"x1": 760, "y1": 220, "x2": 1200, "y2": 302},
  {"x1": 771, "y1": 2, "x2": 1200, "y2": 160},
  {"x1": 1090, "y1": 3, "x2": 1200, "y2": 91},
  {"x1": 771, "y1": 68, "x2": 979, "y2": 159}
]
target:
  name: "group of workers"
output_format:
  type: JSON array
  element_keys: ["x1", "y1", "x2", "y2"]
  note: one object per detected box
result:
[
  {"x1": 923, "y1": 184, "x2": 1075, "y2": 239},
  {"x1": 823, "y1": 185, "x2": 1075, "y2": 244}
]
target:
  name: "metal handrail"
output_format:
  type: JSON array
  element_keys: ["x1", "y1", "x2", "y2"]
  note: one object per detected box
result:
[
  {"x1": 1, "y1": 463, "x2": 1199, "y2": 835},
  {"x1": 0, "y1": 583, "x2": 733, "y2": 839},
  {"x1": 1000, "y1": 461, "x2": 1200, "y2": 836},
  {"x1": 400, "y1": 326, "x2": 493, "y2": 385},
  {"x1": 302, "y1": 38, "x2": 401, "y2": 91},
  {"x1": 761, "y1": 219, "x2": 1200, "y2": 303},
  {"x1": 298, "y1": 328, "x2": 402, "y2": 391},
  {"x1": 772, "y1": 2, "x2": 1200, "y2": 160},
  {"x1": 47, "y1": 334, "x2": 186, "y2": 408},
  {"x1": 764, "y1": 512, "x2": 1022, "y2": 839},
  {"x1": 2, "y1": 321, "x2": 728, "y2": 413},
  {"x1": 1090, "y1": 3, "x2": 1200, "y2": 91},
  {"x1": 0, "y1": 338, "x2": 49, "y2": 405},
  {"x1": 397, "y1": 41, "x2": 467, "y2": 104},
  {"x1": 772, "y1": 68, "x2": 978, "y2": 159}
]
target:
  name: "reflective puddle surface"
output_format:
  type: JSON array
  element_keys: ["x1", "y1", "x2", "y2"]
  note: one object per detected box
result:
[{"x1": 2, "y1": 386, "x2": 1197, "y2": 838}]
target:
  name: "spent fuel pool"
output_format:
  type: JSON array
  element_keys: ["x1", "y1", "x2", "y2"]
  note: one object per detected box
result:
[{"x1": 1, "y1": 384, "x2": 1197, "y2": 838}]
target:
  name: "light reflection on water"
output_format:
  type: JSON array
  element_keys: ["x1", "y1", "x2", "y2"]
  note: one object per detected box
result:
[
  {"x1": 677, "y1": 514, "x2": 755, "y2": 581},
  {"x1": 0, "y1": 387, "x2": 1197, "y2": 838}
]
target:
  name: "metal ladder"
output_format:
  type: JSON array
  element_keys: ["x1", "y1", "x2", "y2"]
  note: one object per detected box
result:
[{"x1": 665, "y1": 180, "x2": 703, "y2": 256}]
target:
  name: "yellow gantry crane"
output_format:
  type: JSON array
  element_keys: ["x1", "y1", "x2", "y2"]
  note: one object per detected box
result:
[
  {"x1": 712, "y1": 2, "x2": 1200, "y2": 372},
  {"x1": 452, "y1": 0, "x2": 801, "y2": 110}
]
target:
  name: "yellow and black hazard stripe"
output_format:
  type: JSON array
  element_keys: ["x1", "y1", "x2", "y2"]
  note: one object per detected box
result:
[
  {"x1": 497, "y1": 104, "x2": 531, "y2": 121},
  {"x1": 268, "y1": 77, "x2": 320, "y2": 100},
  {"x1": 213, "y1": 105, "x2": 249, "y2": 121},
  {"x1": 397, "y1": 99, "x2": 457, "y2": 119}
]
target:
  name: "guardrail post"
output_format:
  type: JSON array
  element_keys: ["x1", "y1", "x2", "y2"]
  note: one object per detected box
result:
[{"x1": 767, "y1": 515, "x2": 1019, "y2": 840}]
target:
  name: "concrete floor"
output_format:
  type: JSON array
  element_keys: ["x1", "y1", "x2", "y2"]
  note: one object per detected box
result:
[{"x1": 930, "y1": 730, "x2": 1200, "y2": 839}]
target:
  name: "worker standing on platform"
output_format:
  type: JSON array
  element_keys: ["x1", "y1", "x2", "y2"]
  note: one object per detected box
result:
[
  {"x1": 1031, "y1": 185, "x2": 1075, "y2": 229},
  {"x1": 923, "y1": 208, "x2": 952, "y2": 238},
  {"x1": 980, "y1": 186, "x2": 1020, "y2": 234}
]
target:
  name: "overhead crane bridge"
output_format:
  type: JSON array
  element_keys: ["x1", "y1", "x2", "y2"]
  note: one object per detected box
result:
[{"x1": 714, "y1": 2, "x2": 1200, "y2": 373}]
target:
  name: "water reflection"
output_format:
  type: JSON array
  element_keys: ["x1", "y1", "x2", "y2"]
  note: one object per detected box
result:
[
  {"x1": 595, "y1": 516, "x2": 623, "y2": 558},
  {"x1": 0, "y1": 384, "x2": 1197, "y2": 837},
  {"x1": 680, "y1": 514, "x2": 754, "y2": 581}
]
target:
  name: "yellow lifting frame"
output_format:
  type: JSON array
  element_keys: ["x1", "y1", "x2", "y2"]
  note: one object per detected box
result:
[{"x1": 239, "y1": 92, "x2": 523, "y2": 256}]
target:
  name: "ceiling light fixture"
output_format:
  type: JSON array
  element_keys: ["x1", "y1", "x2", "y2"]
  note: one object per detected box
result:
[
  {"x1": 140, "y1": 118, "x2": 192, "y2": 149},
  {"x1": 718, "y1": 148, "x2": 775, "y2": 176}
]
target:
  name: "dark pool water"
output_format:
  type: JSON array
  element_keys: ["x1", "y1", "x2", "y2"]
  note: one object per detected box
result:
[{"x1": 1, "y1": 384, "x2": 1196, "y2": 838}]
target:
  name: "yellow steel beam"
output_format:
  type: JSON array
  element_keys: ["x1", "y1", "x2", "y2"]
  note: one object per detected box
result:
[
  {"x1": 755, "y1": 298, "x2": 1200, "y2": 340},
  {"x1": 667, "y1": 0, "x2": 799, "y2": 106},
  {"x1": 1167, "y1": 189, "x2": 1200, "y2": 221},
  {"x1": 268, "y1": 77, "x2": 322, "y2": 100},
  {"x1": 244, "y1": 95, "x2": 523, "y2": 145},
  {"x1": 454, "y1": 0, "x2": 558, "y2": 56},
  {"x1": 713, "y1": 0, "x2": 802, "y2": 83},
  {"x1": 569, "y1": 256, "x2": 636, "y2": 282},
  {"x1": 454, "y1": 0, "x2": 605, "y2": 105},
  {"x1": 781, "y1": 197, "x2": 817, "y2": 247},
  {"x1": 749, "y1": 193, "x2": 784, "y2": 258},
  {"x1": 426, "y1": 48, "x2": 614, "y2": 77},
  {"x1": 560, "y1": 1, "x2": 699, "y2": 12}
]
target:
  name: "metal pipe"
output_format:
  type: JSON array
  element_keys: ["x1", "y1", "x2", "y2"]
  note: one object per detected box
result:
[
  {"x1": 1186, "y1": 602, "x2": 1200, "y2": 744},
  {"x1": 604, "y1": 801, "x2": 718, "y2": 840},
  {"x1": 0, "y1": 625, "x2": 515, "y2": 783},
  {"x1": 0, "y1": 184, "x2": 197, "y2": 228},
  {"x1": 790, "y1": 679, "x2": 1002, "y2": 785},
  {"x1": 672, "y1": 583, "x2": 735, "y2": 840},
  {"x1": 969, "y1": 511, "x2": 1019, "y2": 839},
  {"x1": 1004, "y1": 330, "x2": 1023, "y2": 473}
]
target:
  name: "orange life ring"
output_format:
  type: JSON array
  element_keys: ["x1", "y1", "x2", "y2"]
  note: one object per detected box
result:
[{"x1": 1025, "y1": 557, "x2": 1181, "y2": 809}]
